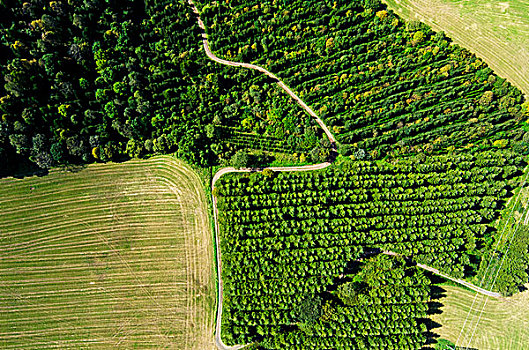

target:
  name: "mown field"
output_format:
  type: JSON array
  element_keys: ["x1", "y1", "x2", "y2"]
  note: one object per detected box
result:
[
  {"x1": 383, "y1": 0, "x2": 529, "y2": 96},
  {"x1": 0, "y1": 156, "x2": 215, "y2": 349},
  {"x1": 432, "y1": 284, "x2": 529, "y2": 349}
]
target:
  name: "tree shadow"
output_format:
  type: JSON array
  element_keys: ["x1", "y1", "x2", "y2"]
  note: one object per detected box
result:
[{"x1": 0, "y1": 157, "x2": 49, "y2": 180}]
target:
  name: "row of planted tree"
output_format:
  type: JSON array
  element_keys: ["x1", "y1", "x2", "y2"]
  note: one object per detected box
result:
[
  {"x1": 197, "y1": 0, "x2": 529, "y2": 159},
  {"x1": 215, "y1": 150, "x2": 524, "y2": 348}
]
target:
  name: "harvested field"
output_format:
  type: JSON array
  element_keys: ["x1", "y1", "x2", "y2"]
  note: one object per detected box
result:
[
  {"x1": 383, "y1": 0, "x2": 529, "y2": 96},
  {"x1": 0, "y1": 156, "x2": 215, "y2": 349},
  {"x1": 431, "y1": 284, "x2": 529, "y2": 349}
]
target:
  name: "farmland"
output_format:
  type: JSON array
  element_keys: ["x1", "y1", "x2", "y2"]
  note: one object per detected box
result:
[
  {"x1": 431, "y1": 284, "x2": 529, "y2": 349},
  {"x1": 0, "y1": 156, "x2": 215, "y2": 349},
  {"x1": 2, "y1": 0, "x2": 529, "y2": 348},
  {"x1": 383, "y1": 0, "x2": 529, "y2": 96}
]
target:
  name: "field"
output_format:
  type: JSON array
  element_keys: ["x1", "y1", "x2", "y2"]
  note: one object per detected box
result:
[
  {"x1": 432, "y1": 284, "x2": 529, "y2": 349},
  {"x1": 383, "y1": 0, "x2": 529, "y2": 96},
  {"x1": 0, "y1": 156, "x2": 215, "y2": 349}
]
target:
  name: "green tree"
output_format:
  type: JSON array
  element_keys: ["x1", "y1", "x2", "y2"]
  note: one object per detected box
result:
[
  {"x1": 230, "y1": 150, "x2": 250, "y2": 169},
  {"x1": 295, "y1": 295, "x2": 322, "y2": 324}
]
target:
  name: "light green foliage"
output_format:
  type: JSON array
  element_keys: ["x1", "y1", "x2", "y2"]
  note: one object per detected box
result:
[{"x1": 215, "y1": 150, "x2": 523, "y2": 347}]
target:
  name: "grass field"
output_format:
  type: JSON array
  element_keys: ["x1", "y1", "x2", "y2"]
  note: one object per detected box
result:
[
  {"x1": 383, "y1": 0, "x2": 529, "y2": 96},
  {"x1": 0, "y1": 156, "x2": 215, "y2": 349},
  {"x1": 431, "y1": 284, "x2": 529, "y2": 349}
]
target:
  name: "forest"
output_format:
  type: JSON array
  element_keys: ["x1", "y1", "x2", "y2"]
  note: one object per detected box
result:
[
  {"x1": 3, "y1": 0, "x2": 528, "y2": 175},
  {"x1": 0, "y1": 0, "x2": 322, "y2": 176},
  {"x1": 196, "y1": 0, "x2": 528, "y2": 159},
  {"x1": 215, "y1": 150, "x2": 524, "y2": 348},
  {"x1": 2, "y1": 0, "x2": 529, "y2": 348}
]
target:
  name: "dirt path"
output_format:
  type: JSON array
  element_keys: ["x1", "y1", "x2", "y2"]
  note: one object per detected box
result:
[
  {"x1": 210, "y1": 165, "x2": 500, "y2": 350},
  {"x1": 187, "y1": 0, "x2": 336, "y2": 147},
  {"x1": 210, "y1": 165, "x2": 331, "y2": 350},
  {"x1": 187, "y1": 1, "x2": 336, "y2": 348},
  {"x1": 383, "y1": 251, "x2": 501, "y2": 298},
  {"x1": 187, "y1": 1, "x2": 500, "y2": 348}
]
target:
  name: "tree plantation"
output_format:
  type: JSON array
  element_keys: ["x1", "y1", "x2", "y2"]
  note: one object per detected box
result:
[
  {"x1": 214, "y1": 150, "x2": 524, "y2": 348},
  {"x1": 196, "y1": 0, "x2": 528, "y2": 158}
]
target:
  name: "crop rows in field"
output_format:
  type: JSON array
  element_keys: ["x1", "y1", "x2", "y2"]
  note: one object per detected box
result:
[
  {"x1": 0, "y1": 156, "x2": 215, "y2": 349},
  {"x1": 214, "y1": 150, "x2": 523, "y2": 348}
]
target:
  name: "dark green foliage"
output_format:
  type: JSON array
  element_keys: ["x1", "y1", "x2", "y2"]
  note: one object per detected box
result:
[
  {"x1": 197, "y1": 0, "x2": 526, "y2": 158},
  {"x1": 295, "y1": 295, "x2": 322, "y2": 324},
  {"x1": 0, "y1": 0, "x2": 321, "y2": 173}
]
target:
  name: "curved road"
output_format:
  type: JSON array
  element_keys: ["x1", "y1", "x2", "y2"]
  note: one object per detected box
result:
[
  {"x1": 187, "y1": 2, "x2": 500, "y2": 349},
  {"x1": 187, "y1": 0, "x2": 336, "y2": 148},
  {"x1": 211, "y1": 164, "x2": 331, "y2": 350},
  {"x1": 187, "y1": 1, "x2": 336, "y2": 348}
]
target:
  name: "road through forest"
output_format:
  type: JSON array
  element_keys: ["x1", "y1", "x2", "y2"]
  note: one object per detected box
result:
[
  {"x1": 187, "y1": 0, "x2": 336, "y2": 147},
  {"x1": 187, "y1": 1, "x2": 501, "y2": 349}
]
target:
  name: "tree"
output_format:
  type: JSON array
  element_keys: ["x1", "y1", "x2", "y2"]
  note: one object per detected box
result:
[
  {"x1": 9, "y1": 134, "x2": 30, "y2": 155},
  {"x1": 262, "y1": 169, "x2": 275, "y2": 178},
  {"x1": 479, "y1": 91, "x2": 494, "y2": 106},
  {"x1": 31, "y1": 134, "x2": 47, "y2": 154},
  {"x1": 295, "y1": 295, "x2": 322, "y2": 324},
  {"x1": 337, "y1": 282, "x2": 361, "y2": 305},
  {"x1": 205, "y1": 124, "x2": 221, "y2": 139},
  {"x1": 50, "y1": 142, "x2": 65, "y2": 162},
  {"x1": 363, "y1": 0, "x2": 382, "y2": 10},
  {"x1": 354, "y1": 148, "x2": 366, "y2": 160},
  {"x1": 144, "y1": 139, "x2": 154, "y2": 152},
  {"x1": 309, "y1": 146, "x2": 330, "y2": 163},
  {"x1": 32, "y1": 152, "x2": 54, "y2": 169},
  {"x1": 126, "y1": 138, "x2": 143, "y2": 158},
  {"x1": 231, "y1": 150, "x2": 249, "y2": 169},
  {"x1": 412, "y1": 31, "x2": 425, "y2": 45}
]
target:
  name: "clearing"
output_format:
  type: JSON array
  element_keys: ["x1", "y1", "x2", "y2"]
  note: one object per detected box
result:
[
  {"x1": 431, "y1": 284, "x2": 529, "y2": 349},
  {"x1": 383, "y1": 0, "x2": 529, "y2": 96},
  {"x1": 0, "y1": 156, "x2": 215, "y2": 349}
]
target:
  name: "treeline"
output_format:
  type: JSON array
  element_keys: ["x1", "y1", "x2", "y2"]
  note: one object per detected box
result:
[
  {"x1": 197, "y1": 0, "x2": 528, "y2": 159},
  {"x1": 215, "y1": 150, "x2": 524, "y2": 347},
  {"x1": 0, "y1": 0, "x2": 322, "y2": 175}
]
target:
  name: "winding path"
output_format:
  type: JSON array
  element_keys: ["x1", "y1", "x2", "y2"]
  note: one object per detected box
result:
[
  {"x1": 187, "y1": 0, "x2": 336, "y2": 147},
  {"x1": 186, "y1": 1, "x2": 501, "y2": 349}
]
